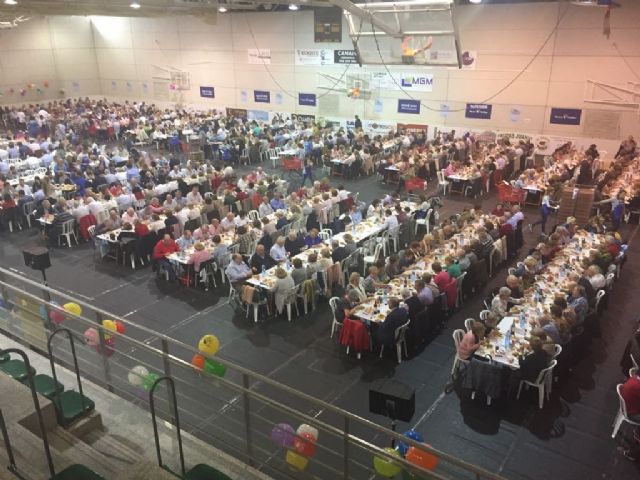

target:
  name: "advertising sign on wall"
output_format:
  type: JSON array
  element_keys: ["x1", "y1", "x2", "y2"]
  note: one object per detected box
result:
[
  {"x1": 292, "y1": 113, "x2": 316, "y2": 124},
  {"x1": 465, "y1": 103, "x2": 493, "y2": 120},
  {"x1": 334, "y1": 50, "x2": 359, "y2": 64},
  {"x1": 298, "y1": 93, "x2": 317, "y2": 107},
  {"x1": 254, "y1": 90, "x2": 271, "y2": 103},
  {"x1": 247, "y1": 110, "x2": 269, "y2": 122},
  {"x1": 226, "y1": 108, "x2": 248, "y2": 120},
  {"x1": 248, "y1": 49, "x2": 271, "y2": 64},
  {"x1": 550, "y1": 108, "x2": 582, "y2": 125},
  {"x1": 295, "y1": 49, "x2": 334, "y2": 65},
  {"x1": 398, "y1": 99, "x2": 421, "y2": 114},
  {"x1": 199, "y1": 86, "x2": 215, "y2": 98},
  {"x1": 397, "y1": 123, "x2": 428, "y2": 134},
  {"x1": 372, "y1": 72, "x2": 433, "y2": 92}
]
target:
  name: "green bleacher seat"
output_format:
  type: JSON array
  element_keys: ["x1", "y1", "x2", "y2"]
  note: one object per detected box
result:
[
  {"x1": 50, "y1": 464, "x2": 105, "y2": 480},
  {"x1": 184, "y1": 464, "x2": 233, "y2": 480},
  {"x1": 25, "y1": 374, "x2": 64, "y2": 399},
  {"x1": 53, "y1": 390, "x2": 95, "y2": 427},
  {"x1": 0, "y1": 353, "x2": 8, "y2": 364},
  {"x1": 0, "y1": 359, "x2": 36, "y2": 382}
]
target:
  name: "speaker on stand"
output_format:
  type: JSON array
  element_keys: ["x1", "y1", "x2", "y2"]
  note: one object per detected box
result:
[
  {"x1": 23, "y1": 246, "x2": 52, "y2": 302},
  {"x1": 369, "y1": 379, "x2": 415, "y2": 447}
]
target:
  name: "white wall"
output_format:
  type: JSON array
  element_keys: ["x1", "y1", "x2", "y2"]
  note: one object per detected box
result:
[{"x1": 0, "y1": 3, "x2": 639, "y2": 141}]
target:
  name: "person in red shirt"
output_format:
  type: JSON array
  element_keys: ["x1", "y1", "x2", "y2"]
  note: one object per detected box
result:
[
  {"x1": 432, "y1": 261, "x2": 457, "y2": 309},
  {"x1": 134, "y1": 219, "x2": 149, "y2": 237},
  {"x1": 620, "y1": 370, "x2": 640, "y2": 460},
  {"x1": 491, "y1": 202, "x2": 505, "y2": 217},
  {"x1": 153, "y1": 234, "x2": 179, "y2": 280}
]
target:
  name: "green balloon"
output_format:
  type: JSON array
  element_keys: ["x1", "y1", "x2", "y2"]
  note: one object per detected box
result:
[
  {"x1": 142, "y1": 372, "x2": 160, "y2": 391},
  {"x1": 402, "y1": 470, "x2": 426, "y2": 480},
  {"x1": 203, "y1": 359, "x2": 227, "y2": 377},
  {"x1": 373, "y1": 448, "x2": 402, "y2": 478}
]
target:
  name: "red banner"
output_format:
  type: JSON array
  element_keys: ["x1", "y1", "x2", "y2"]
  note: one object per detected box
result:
[{"x1": 396, "y1": 123, "x2": 428, "y2": 134}]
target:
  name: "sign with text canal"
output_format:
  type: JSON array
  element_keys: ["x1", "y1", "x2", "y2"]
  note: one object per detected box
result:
[
  {"x1": 398, "y1": 99, "x2": 421, "y2": 115},
  {"x1": 199, "y1": 86, "x2": 215, "y2": 99},
  {"x1": 549, "y1": 108, "x2": 582, "y2": 125},
  {"x1": 254, "y1": 90, "x2": 271, "y2": 104},
  {"x1": 465, "y1": 103, "x2": 492, "y2": 119}
]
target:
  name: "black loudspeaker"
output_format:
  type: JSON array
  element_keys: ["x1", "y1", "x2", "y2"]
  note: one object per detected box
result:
[
  {"x1": 23, "y1": 246, "x2": 51, "y2": 271},
  {"x1": 369, "y1": 379, "x2": 415, "y2": 423}
]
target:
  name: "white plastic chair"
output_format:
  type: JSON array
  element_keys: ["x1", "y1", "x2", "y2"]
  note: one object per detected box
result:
[
  {"x1": 414, "y1": 208, "x2": 432, "y2": 236},
  {"x1": 268, "y1": 148, "x2": 279, "y2": 169},
  {"x1": 479, "y1": 310, "x2": 491, "y2": 322},
  {"x1": 58, "y1": 219, "x2": 78, "y2": 248},
  {"x1": 282, "y1": 286, "x2": 300, "y2": 322},
  {"x1": 379, "y1": 320, "x2": 411, "y2": 364},
  {"x1": 451, "y1": 329, "x2": 470, "y2": 375},
  {"x1": 319, "y1": 229, "x2": 332, "y2": 242},
  {"x1": 464, "y1": 318, "x2": 475, "y2": 332},
  {"x1": 329, "y1": 297, "x2": 342, "y2": 338},
  {"x1": 363, "y1": 243, "x2": 382, "y2": 275},
  {"x1": 516, "y1": 359, "x2": 557, "y2": 409},
  {"x1": 605, "y1": 272, "x2": 615, "y2": 290},
  {"x1": 612, "y1": 383, "x2": 640, "y2": 438},
  {"x1": 456, "y1": 271, "x2": 467, "y2": 308},
  {"x1": 437, "y1": 170, "x2": 450, "y2": 195}
]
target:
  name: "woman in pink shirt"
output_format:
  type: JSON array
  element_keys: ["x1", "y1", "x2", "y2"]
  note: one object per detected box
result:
[
  {"x1": 188, "y1": 243, "x2": 212, "y2": 272},
  {"x1": 457, "y1": 322, "x2": 486, "y2": 360}
]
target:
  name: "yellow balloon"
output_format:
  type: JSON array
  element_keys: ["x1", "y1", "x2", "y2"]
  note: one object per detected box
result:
[
  {"x1": 102, "y1": 319, "x2": 116, "y2": 339},
  {"x1": 286, "y1": 449, "x2": 309, "y2": 471},
  {"x1": 198, "y1": 335, "x2": 220, "y2": 356},
  {"x1": 63, "y1": 302, "x2": 82, "y2": 316}
]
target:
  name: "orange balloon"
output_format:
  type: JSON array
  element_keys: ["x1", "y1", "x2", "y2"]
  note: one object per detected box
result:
[
  {"x1": 191, "y1": 354, "x2": 205, "y2": 369},
  {"x1": 406, "y1": 446, "x2": 438, "y2": 471}
]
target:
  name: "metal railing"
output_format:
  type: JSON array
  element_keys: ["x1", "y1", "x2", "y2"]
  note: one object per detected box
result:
[{"x1": 0, "y1": 265, "x2": 506, "y2": 480}]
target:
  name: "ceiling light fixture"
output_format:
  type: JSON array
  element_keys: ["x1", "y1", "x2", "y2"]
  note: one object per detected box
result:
[
  {"x1": 130, "y1": 1, "x2": 141, "y2": 9},
  {"x1": 288, "y1": 4, "x2": 299, "y2": 10},
  {"x1": 218, "y1": 6, "x2": 227, "y2": 12},
  {"x1": 4, "y1": 0, "x2": 19, "y2": 5}
]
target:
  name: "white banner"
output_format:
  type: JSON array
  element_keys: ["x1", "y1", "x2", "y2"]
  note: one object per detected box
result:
[
  {"x1": 295, "y1": 49, "x2": 334, "y2": 66},
  {"x1": 248, "y1": 49, "x2": 271, "y2": 64},
  {"x1": 370, "y1": 72, "x2": 434, "y2": 92}
]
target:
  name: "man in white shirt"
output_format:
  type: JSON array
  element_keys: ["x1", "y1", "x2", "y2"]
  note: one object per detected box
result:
[
  {"x1": 220, "y1": 212, "x2": 236, "y2": 232},
  {"x1": 121, "y1": 207, "x2": 138, "y2": 225},
  {"x1": 163, "y1": 194, "x2": 177, "y2": 211},
  {"x1": 383, "y1": 209, "x2": 399, "y2": 230},
  {"x1": 507, "y1": 205, "x2": 524, "y2": 229},
  {"x1": 186, "y1": 185, "x2": 203, "y2": 205},
  {"x1": 258, "y1": 197, "x2": 273, "y2": 218},
  {"x1": 270, "y1": 236, "x2": 288, "y2": 262},
  {"x1": 87, "y1": 197, "x2": 105, "y2": 218},
  {"x1": 17, "y1": 178, "x2": 32, "y2": 196},
  {"x1": 117, "y1": 190, "x2": 136, "y2": 210},
  {"x1": 174, "y1": 205, "x2": 190, "y2": 227},
  {"x1": 72, "y1": 201, "x2": 90, "y2": 220}
]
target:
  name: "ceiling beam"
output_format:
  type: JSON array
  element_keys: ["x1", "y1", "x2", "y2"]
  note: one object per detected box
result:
[{"x1": 328, "y1": 0, "x2": 401, "y2": 37}]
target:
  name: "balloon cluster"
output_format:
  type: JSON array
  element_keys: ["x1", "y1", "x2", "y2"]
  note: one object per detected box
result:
[
  {"x1": 191, "y1": 335, "x2": 226, "y2": 377},
  {"x1": 373, "y1": 430, "x2": 438, "y2": 478},
  {"x1": 169, "y1": 83, "x2": 178, "y2": 91},
  {"x1": 127, "y1": 365, "x2": 160, "y2": 397},
  {"x1": 83, "y1": 318, "x2": 125, "y2": 358},
  {"x1": 271, "y1": 423, "x2": 319, "y2": 472},
  {"x1": 348, "y1": 87, "x2": 361, "y2": 99}
]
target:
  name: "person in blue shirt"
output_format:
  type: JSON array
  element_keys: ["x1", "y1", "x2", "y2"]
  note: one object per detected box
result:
[
  {"x1": 70, "y1": 171, "x2": 87, "y2": 196},
  {"x1": 349, "y1": 205, "x2": 362, "y2": 225},
  {"x1": 270, "y1": 194, "x2": 286, "y2": 211},
  {"x1": 304, "y1": 228, "x2": 322, "y2": 247},
  {"x1": 302, "y1": 159, "x2": 314, "y2": 187}
]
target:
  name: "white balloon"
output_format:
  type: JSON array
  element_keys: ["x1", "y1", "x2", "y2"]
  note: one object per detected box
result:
[
  {"x1": 296, "y1": 424, "x2": 318, "y2": 441},
  {"x1": 128, "y1": 366, "x2": 149, "y2": 387}
]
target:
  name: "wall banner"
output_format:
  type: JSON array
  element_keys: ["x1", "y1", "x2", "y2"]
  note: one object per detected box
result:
[
  {"x1": 298, "y1": 93, "x2": 317, "y2": 107},
  {"x1": 199, "y1": 86, "x2": 215, "y2": 99},
  {"x1": 550, "y1": 108, "x2": 582, "y2": 125},
  {"x1": 248, "y1": 49, "x2": 271, "y2": 64},
  {"x1": 247, "y1": 110, "x2": 270, "y2": 122},
  {"x1": 254, "y1": 90, "x2": 271, "y2": 103},
  {"x1": 334, "y1": 50, "x2": 359, "y2": 64},
  {"x1": 292, "y1": 113, "x2": 316, "y2": 124},
  {"x1": 295, "y1": 49, "x2": 334, "y2": 66},
  {"x1": 397, "y1": 123, "x2": 428, "y2": 134},
  {"x1": 226, "y1": 108, "x2": 248, "y2": 120},
  {"x1": 465, "y1": 103, "x2": 493, "y2": 119},
  {"x1": 398, "y1": 99, "x2": 421, "y2": 114},
  {"x1": 372, "y1": 72, "x2": 433, "y2": 92}
]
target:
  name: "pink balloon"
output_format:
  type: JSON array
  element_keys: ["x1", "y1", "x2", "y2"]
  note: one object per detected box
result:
[
  {"x1": 49, "y1": 309, "x2": 65, "y2": 324},
  {"x1": 84, "y1": 327, "x2": 99, "y2": 346}
]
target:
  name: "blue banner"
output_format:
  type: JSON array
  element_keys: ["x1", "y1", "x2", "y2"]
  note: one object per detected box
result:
[
  {"x1": 199, "y1": 86, "x2": 215, "y2": 98},
  {"x1": 254, "y1": 90, "x2": 270, "y2": 103},
  {"x1": 397, "y1": 99, "x2": 421, "y2": 115},
  {"x1": 465, "y1": 103, "x2": 492, "y2": 119},
  {"x1": 550, "y1": 108, "x2": 582, "y2": 125},
  {"x1": 298, "y1": 93, "x2": 317, "y2": 107}
]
